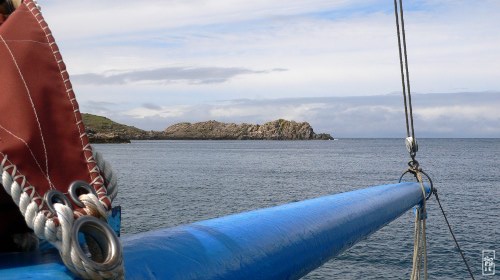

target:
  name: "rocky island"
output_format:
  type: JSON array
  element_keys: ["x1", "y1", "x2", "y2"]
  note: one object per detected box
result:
[
  {"x1": 82, "y1": 114, "x2": 333, "y2": 143},
  {"x1": 164, "y1": 120, "x2": 332, "y2": 140}
]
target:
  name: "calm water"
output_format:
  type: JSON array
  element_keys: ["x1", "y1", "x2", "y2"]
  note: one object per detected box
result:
[{"x1": 94, "y1": 139, "x2": 499, "y2": 279}]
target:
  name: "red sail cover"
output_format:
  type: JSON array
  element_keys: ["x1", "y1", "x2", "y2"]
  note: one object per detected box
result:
[{"x1": 0, "y1": 1, "x2": 110, "y2": 236}]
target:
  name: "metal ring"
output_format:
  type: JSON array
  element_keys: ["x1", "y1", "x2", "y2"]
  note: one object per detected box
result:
[
  {"x1": 44, "y1": 190, "x2": 72, "y2": 214},
  {"x1": 69, "y1": 181, "x2": 97, "y2": 208},
  {"x1": 71, "y1": 216, "x2": 122, "y2": 272},
  {"x1": 399, "y1": 169, "x2": 434, "y2": 201},
  {"x1": 398, "y1": 169, "x2": 412, "y2": 183},
  {"x1": 419, "y1": 170, "x2": 434, "y2": 201}
]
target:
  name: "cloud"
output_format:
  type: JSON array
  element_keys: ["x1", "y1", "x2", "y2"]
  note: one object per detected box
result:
[
  {"x1": 82, "y1": 100, "x2": 119, "y2": 117},
  {"x1": 125, "y1": 105, "x2": 193, "y2": 119},
  {"x1": 40, "y1": 1, "x2": 500, "y2": 138},
  {"x1": 42, "y1": 0, "x2": 364, "y2": 40},
  {"x1": 97, "y1": 92, "x2": 500, "y2": 138},
  {"x1": 72, "y1": 67, "x2": 285, "y2": 85},
  {"x1": 417, "y1": 105, "x2": 500, "y2": 121},
  {"x1": 142, "y1": 103, "x2": 163, "y2": 111},
  {"x1": 43, "y1": 0, "x2": 500, "y2": 98},
  {"x1": 208, "y1": 102, "x2": 327, "y2": 120}
]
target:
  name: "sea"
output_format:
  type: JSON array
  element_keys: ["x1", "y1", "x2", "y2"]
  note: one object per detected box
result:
[{"x1": 94, "y1": 139, "x2": 499, "y2": 279}]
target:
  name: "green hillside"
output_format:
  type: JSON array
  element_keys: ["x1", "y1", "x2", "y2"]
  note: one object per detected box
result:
[
  {"x1": 82, "y1": 113, "x2": 150, "y2": 143},
  {"x1": 82, "y1": 113, "x2": 145, "y2": 136}
]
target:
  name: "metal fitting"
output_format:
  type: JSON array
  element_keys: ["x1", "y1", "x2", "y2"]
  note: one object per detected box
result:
[
  {"x1": 69, "y1": 180, "x2": 97, "y2": 208},
  {"x1": 71, "y1": 216, "x2": 122, "y2": 272},
  {"x1": 405, "y1": 136, "x2": 418, "y2": 156},
  {"x1": 43, "y1": 189, "x2": 72, "y2": 214}
]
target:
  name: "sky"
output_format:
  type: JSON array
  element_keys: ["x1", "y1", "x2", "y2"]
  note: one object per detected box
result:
[{"x1": 39, "y1": 0, "x2": 500, "y2": 137}]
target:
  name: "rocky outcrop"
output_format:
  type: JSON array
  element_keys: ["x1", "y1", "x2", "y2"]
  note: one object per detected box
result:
[
  {"x1": 163, "y1": 119, "x2": 333, "y2": 140},
  {"x1": 86, "y1": 133, "x2": 131, "y2": 144},
  {"x1": 82, "y1": 114, "x2": 333, "y2": 143}
]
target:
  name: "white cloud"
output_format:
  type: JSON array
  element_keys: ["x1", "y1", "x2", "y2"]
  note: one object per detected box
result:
[
  {"x1": 32, "y1": 1, "x2": 500, "y2": 137},
  {"x1": 416, "y1": 105, "x2": 500, "y2": 121},
  {"x1": 72, "y1": 67, "x2": 286, "y2": 86},
  {"x1": 94, "y1": 92, "x2": 500, "y2": 137},
  {"x1": 42, "y1": 0, "x2": 362, "y2": 39},
  {"x1": 41, "y1": 0, "x2": 500, "y2": 97},
  {"x1": 209, "y1": 102, "x2": 327, "y2": 120},
  {"x1": 35, "y1": 0, "x2": 500, "y2": 100},
  {"x1": 125, "y1": 105, "x2": 193, "y2": 119}
]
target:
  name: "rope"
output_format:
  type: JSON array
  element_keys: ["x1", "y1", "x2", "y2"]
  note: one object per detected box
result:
[
  {"x1": 401, "y1": 167, "x2": 476, "y2": 279},
  {"x1": 410, "y1": 171, "x2": 428, "y2": 280},
  {"x1": 393, "y1": 2, "x2": 475, "y2": 279},
  {"x1": 2, "y1": 1, "x2": 121, "y2": 277},
  {"x1": 1, "y1": 150, "x2": 123, "y2": 279},
  {"x1": 434, "y1": 189, "x2": 476, "y2": 280},
  {"x1": 55, "y1": 204, "x2": 123, "y2": 279},
  {"x1": 94, "y1": 150, "x2": 118, "y2": 201},
  {"x1": 393, "y1": 3, "x2": 429, "y2": 276}
]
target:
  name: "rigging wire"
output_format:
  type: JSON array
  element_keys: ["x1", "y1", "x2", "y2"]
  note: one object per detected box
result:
[
  {"x1": 434, "y1": 189, "x2": 476, "y2": 280},
  {"x1": 394, "y1": 1, "x2": 476, "y2": 278},
  {"x1": 394, "y1": 0, "x2": 418, "y2": 160},
  {"x1": 398, "y1": 0, "x2": 416, "y2": 140},
  {"x1": 393, "y1": 0, "x2": 411, "y2": 139}
]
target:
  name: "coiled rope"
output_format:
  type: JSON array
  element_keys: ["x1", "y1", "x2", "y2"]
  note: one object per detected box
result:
[
  {"x1": 1, "y1": 1, "x2": 122, "y2": 277},
  {"x1": 1, "y1": 149, "x2": 123, "y2": 279}
]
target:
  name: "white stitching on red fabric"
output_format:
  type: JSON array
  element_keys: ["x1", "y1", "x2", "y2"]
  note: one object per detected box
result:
[
  {"x1": 0, "y1": 152, "x2": 42, "y2": 205},
  {"x1": 0, "y1": 35, "x2": 54, "y2": 189},
  {"x1": 25, "y1": 1, "x2": 108, "y2": 198},
  {"x1": 3, "y1": 39, "x2": 49, "y2": 45},
  {"x1": 0, "y1": 123, "x2": 49, "y2": 187}
]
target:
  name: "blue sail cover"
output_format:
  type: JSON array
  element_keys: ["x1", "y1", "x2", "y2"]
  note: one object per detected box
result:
[{"x1": 0, "y1": 182, "x2": 429, "y2": 279}]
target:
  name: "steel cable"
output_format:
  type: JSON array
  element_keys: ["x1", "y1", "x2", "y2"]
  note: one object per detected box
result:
[{"x1": 434, "y1": 189, "x2": 476, "y2": 280}]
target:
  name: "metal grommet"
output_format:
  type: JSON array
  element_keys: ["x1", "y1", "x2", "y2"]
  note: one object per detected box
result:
[
  {"x1": 71, "y1": 216, "x2": 122, "y2": 272},
  {"x1": 44, "y1": 190, "x2": 72, "y2": 214},
  {"x1": 69, "y1": 181, "x2": 97, "y2": 208}
]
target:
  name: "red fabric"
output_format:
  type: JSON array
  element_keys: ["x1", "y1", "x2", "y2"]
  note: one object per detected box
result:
[{"x1": 0, "y1": 1, "x2": 108, "y2": 235}]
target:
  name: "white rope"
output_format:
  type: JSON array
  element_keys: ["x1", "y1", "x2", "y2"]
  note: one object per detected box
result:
[
  {"x1": 93, "y1": 150, "x2": 118, "y2": 201},
  {"x1": 80, "y1": 192, "x2": 108, "y2": 218},
  {"x1": 55, "y1": 203, "x2": 123, "y2": 279},
  {"x1": 2, "y1": 1, "x2": 122, "y2": 276},
  {"x1": 410, "y1": 172, "x2": 428, "y2": 280},
  {"x1": 1, "y1": 148, "x2": 123, "y2": 279}
]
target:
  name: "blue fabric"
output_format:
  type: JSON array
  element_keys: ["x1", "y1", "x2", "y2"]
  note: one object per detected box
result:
[
  {"x1": 109, "y1": 206, "x2": 122, "y2": 237},
  {"x1": 123, "y1": 182, "x2": 429, "y2": 279},
  {"x1": 0, "y1": 248, "x2": 73, "y2": 279},
  {"x1": 0, "y1": 182, "x2": 429, "y2": 280}
]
